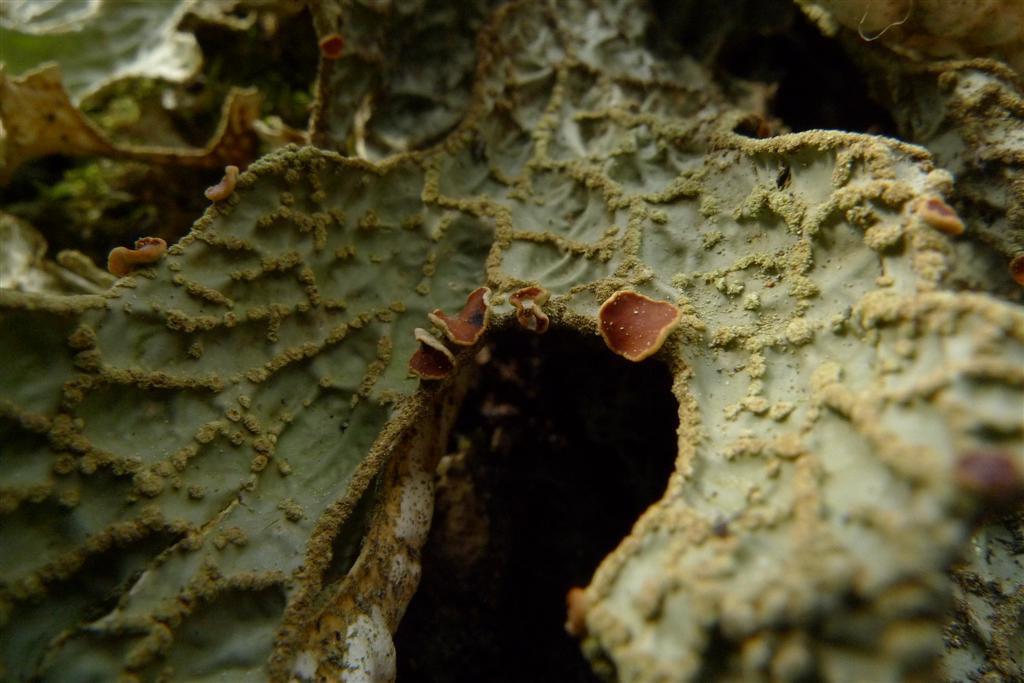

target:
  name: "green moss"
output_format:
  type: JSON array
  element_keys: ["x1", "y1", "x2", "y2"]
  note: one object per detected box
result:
[
  {"x1": 187, "y1": 8, "x2": 318, "y2": 132},
  {"x1": 5, "y1": 158, "x2": 208, "y2": 266}
]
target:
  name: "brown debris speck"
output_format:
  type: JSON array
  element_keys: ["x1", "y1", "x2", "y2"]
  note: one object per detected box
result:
[
  {"x1": 915, "y1": 195, "x2": 964, "y2": 236},
  {"x1": 428, "y1": 287, "x2": 491, "y2": 346},
  {"x1": 1010, "y1": 253, "x2": 1024, "y2": 286},
  {"x1": 510, "y1": 285, "x2": 550, "y2": 334},
  {"x1": 319, "y1": 33, "x2": 345, "y2": 60},
  {"x1": 409, "y1": 328, "x2": 455, "y2": 380},
  {"x1": 598, "y1": 290, "x2": 681, "y2": 362},
  {"x1": 565, "y1": 586, "x2": 588, "y2": 637},
  {"x1": 955, "y1": 451, "x2": 1023, "y2": 504},
  {"x1": 205, "y1": 165, "x2": 240, "y2": 202},
  {"x1": 107, "y1": 237, "x2": 167, "y2": 277}
]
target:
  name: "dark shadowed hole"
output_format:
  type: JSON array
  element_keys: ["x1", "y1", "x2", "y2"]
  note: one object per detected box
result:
[
  {"x1": 646, "y1": 0, "x2": 897, "y2": 135},
  {"x1": 321, "y1": 474, "x2": 380, "y2": 587},
  {"x1": 184, "y1": 7, "x2": 319, "y2": 134},
  {"x1": 395, "y1": 326, "x2": 679, "y2": 682}
]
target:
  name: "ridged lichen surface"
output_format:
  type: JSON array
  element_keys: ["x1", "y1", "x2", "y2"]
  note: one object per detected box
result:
[{"x1": 1, "y1": 0, "x2": 1022, "y2": 681}]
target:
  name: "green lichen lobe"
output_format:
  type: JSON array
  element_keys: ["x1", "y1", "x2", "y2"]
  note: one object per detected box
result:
[{"x1": 1, "y1": 0, "x2": 1023, "y2": 681}]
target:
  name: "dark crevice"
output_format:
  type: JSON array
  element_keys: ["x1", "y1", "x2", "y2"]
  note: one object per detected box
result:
[
  {"x1": 691, "y1": 626, "x2": 734, "y2": 682},
  {"x1": 321, "y1": 474, "x2": 380, "y2": 588},
  {"x1": 395, "y1": 326, "x2": 679, "y2": 682},
  {"x1": 185, "y1": 7, "x2": 319, "y2": 134},
  {"x1": 646, "y1": 0, "x2": 898, "y2": 136}
]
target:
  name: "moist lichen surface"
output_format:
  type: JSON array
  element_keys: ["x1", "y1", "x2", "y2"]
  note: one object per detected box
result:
[{"x1": 1, "y1": 1, "x2": 1023, "y2": 681}]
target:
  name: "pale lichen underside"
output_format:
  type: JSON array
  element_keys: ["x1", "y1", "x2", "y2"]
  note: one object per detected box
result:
[
  {"x1": 0, "y1": 0, "x2": 201, "y2": 104},
  {"x1": 1, "y1": 0, "x2": 1023, "y2": 681},
  {"x1": 0, "y1": 64, "x2": 262, "y2": 183}
]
